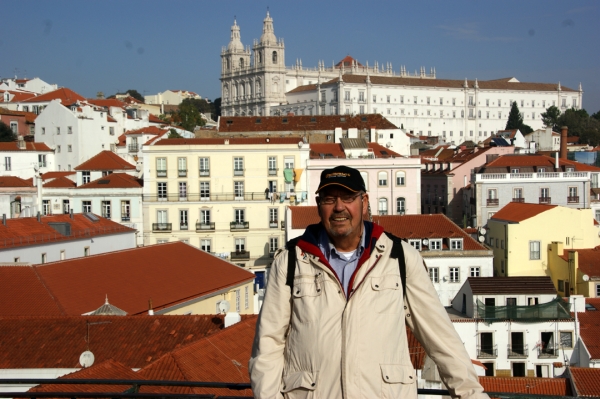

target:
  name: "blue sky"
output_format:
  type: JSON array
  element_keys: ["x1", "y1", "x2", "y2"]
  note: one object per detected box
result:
[{"x1": 2, "y1": 1, "x2": 599, "y2": 114}]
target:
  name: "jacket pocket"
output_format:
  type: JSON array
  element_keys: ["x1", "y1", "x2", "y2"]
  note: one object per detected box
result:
[
  {"x1": 380, "y1": 364, "x2": 416, "y2": 398},
  {"x1": 281, "y1": 370, "x2": 318, "y2": 399},
  {"x1": 371, "y1": 274, "x2": 402, "y2": 314},
  {"x1": 291, "y1": 275, "x2": 323, "y2": 323}
]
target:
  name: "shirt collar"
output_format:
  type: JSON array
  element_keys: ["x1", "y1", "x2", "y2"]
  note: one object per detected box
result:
[{"x1": 318, "y1": 223, "x2": 366, "y2": 261}]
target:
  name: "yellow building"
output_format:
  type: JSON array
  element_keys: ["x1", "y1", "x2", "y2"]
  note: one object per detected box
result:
[
  {"x1": 487, "y1": 202, "x2": 600, "y2": 277},
  {"x1": 142, "y1": 137, "x2": 310, "y2": 281},
  {"x1": 548, "y1": 242, "x2": 600, "y2": 297}
]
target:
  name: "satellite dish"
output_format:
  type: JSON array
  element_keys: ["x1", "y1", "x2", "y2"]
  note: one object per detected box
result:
[
  {"x1": 479, "y1": 228, "x2": 487, "y2": 235},
  {"x1": 79, "y1": 350, "x2": 95, "y2": 368},
  {"x1": 217, "y1": 300, "x2": 230, "y2": 314},
  {"x1": 583, "y1": 275, "x2": 590, "y2": 282},
  {"x1": 422, "y1": 239, "x2": 429, "y2": 246},
  {"x1": 478, "y1": 236, "x2": 485, "y2": 242}
]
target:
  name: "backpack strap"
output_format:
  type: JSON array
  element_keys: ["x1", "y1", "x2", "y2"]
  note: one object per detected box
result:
[
  {"x1": 384, "y1": 232, "x2": 407, "y2": 298},
  {"x1": 285, "y1": 237, "x2": 301, "y2": 292}
]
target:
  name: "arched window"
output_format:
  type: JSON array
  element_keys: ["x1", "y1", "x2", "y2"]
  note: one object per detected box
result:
[
  {"x1": 378, "y1": 198, "x2": 388, "y2": 216},
  {"x1": 378, "y1": 171, "x2": 388, "y2": 186},
  {"x1": 272, "y1": 51, "x2": 278, "y2": 64},
  {"x1": 255, "y1": 80, "x2": 261, "y2": 95},
  {"x1": 257, "y1": 51, "x2": 262, "y2": 64},
  {"x1": 239, "y1": 58, "x2": 244, "y2": 68},
  {"x1": 360, "y1": 171, "x2": 369, "y2": 191},
  {"x1": 396, "y1": 171, "x2": 406, "y2": 186},
  {"x1": 233, "y1": 84, "x2": 238, "y2": 99},
  {"x1": 226, "y1": 58, "x2": 230, "y2": 70},
  {"x1": 396, "y1": 197, "x2": 406, "y2": 214},
  {"x1": 272, "y1": 78, "x2": 279, "y2": 93},
  {"x1": 240, "y1": 83, "x2": 245, "y2": 97}
]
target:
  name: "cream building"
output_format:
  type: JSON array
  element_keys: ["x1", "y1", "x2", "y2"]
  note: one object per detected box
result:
[
  {"x1": 142, "y1": 137, "x2": 310, "y2": 284},
  {"x1": 144, "y1": 89, "x2": 202, "y2": 106},
  {"x1": 487, "y1": 203, "x2": 600, "y2": 277},
  {"x1": 548, "y1": 242, "x2": 600, "y2": 298}
]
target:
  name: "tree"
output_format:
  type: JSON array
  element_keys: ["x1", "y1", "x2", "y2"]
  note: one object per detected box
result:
[
  {"x1": 177, "y1": 100, "x2": 205, "y2": 132},
  {"x1": 125, "y1": 89, "x2": 144, "y2": 103},
  {"x1": 168, "y1": 128, "x2": 182, "y2": 139},
  {"x1": 592, "y1": 110, "x2": 600, "y2": 122},
  {"x1": 0, "y1": 121, "x2": 16, "y2": 142},
  {"x1": 213, "y1": 97, "x2": 221, "y2": 120},
  {"x1": 557, "y1": 108, "x2": 590, "y2": 137},
  {"x1": 541, "y1": 105, "x2": 561, "y2": 129},
  {"x1": 180, "y1": 98, "x2": 215, "y2": 118},
  {"x1": 504, "y1": 102, "x2": 533, "y2": 134}
]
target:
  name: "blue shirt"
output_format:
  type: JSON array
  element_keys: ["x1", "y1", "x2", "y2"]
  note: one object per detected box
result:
[{"x1": 317, "y1": 224, "x2": 366, "y2": 295}]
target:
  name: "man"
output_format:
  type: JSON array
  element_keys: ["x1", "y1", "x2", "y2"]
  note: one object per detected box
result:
[{"x1": 250, "y1": 166, "x2": 488, "y2": 399}]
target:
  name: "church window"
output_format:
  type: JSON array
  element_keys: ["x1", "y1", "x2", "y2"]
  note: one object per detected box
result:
[
  {"x1": 226, "y1": 58, "x2": 230, "y2": 70},
  {"x1": 257, "y1": 51, "x2": 262, "y2": 64},
  {"x1": 272, "y1": 51, "x2": 278, "y2": 63},
  {"x1": 239, "y1": 58, "x2": 244, "y2": 68},
  {"x1": 256, "y1": 80, "x2": 261, "y2": 95}
]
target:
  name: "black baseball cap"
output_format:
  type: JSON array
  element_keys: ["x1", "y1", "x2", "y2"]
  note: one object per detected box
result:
[{"x1": 316, "y1": 166, "x2": 366, "y2": 194}]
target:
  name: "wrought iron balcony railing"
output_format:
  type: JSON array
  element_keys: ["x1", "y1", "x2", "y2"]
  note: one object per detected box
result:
[
  {"x1": 486, "y1": 198, "x2": 499, "y2": 206},
  {"x1": 127, "y1": 144, "x2": 138, "y2": 153},
  {"x1": 567, "y1": 196, "x2": 579, "y2": 203},
  {"x1": 511, "y1": 198, "x2": 525, "y2": 203},
  {"x1": 539, "y1": 197, "x2": 552, "y2": 204},
  {"x1": 507, "y1": 344, "x2": 528, "y2": 358},
  {"x1": 537, "y1": 345, "x2": 559, "y2": 358},
  {"x1": 152, "y1": 223, "x2": 172, "y2": 232},
  {"x1": 230, "y1": 221, "x2": 249, "y2": 231},
  {"x1": 269, "y1": 220, "x2": 278, "y2": 228},
  {"x1": 144, "y1": 192, "x2": 304, "y2": 203},
  {"x1": 196, "y1": 222, "x2": 215, "y2": 232},
  {"x1": 476, "y1": 344, "x2": 498, "y2": 358},
  {"x1": 230, "y1": 250, "x2": 250, "y2": 260},
  {"x1": 178, "y1": 169, "x2": 187, "y2": 177}
]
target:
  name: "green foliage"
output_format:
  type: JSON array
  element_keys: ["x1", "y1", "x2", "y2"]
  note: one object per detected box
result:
[
  {"x1": 168, "y1": 128, "x2": 183, "y2": 139},
  {"x1": 176, "y1": 100, "x2": 205, "y2": 131},
  {"x1": 213, "y1": 97, "x2": 221, "y2": 120},
  {"x1": 550, "y1": 107, "x2": 600, "y2": 147},
  {"x1": 125, "y1": 89, "x2": 144, "y2": 103},
  {"x1": 541, "y1": 105, "x2": 561, "y2": 128},
  {"x1": 505, "y1": 102, "x2": 524, "y2": 130},
  {"x1": 592, "y1": 110, "x2": 600, "y2": 121},
  {"x1": 0, "y1": 121, "x2": 16, "y2": 142}
]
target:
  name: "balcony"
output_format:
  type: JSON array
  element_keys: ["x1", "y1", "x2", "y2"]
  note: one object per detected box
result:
[
  {"x1": 156, "y1": 169, "x2": 167, "y2": 177},
  {"x1": 152, "y1": 223, "x2": 172, "y2": 232},
  {"x1": 268, "y1": 168, "x2": 277, "y2": 176},
  {"x1": 567, "y1": 196, "x2": 579, "y2": 203},
  {"x1": 281, "y1": 220, "x2": 285, "y2": 230},
  {"x1": 199, "y1": 168, "x2": 210, "y2": 177},
  {"x1": 143, "y1": 191, "x2": 308, "y2": 203},
  {"x1": 127, "y1": 144, "x2": 139, "y2": 153},
  {"x1": 511, "y1": 198, "x2": 525, "y2": 203},
  {"x1": 486, "y1": 198, "x2": 499, "y2": 206},
  {"x1": 178, "y1": 169, "x2": 187, "y2": 177},
  {"x1": 269, "y1": 251, "x2": 276, "y2": 258},
  {"x1": 230, "y1": 221, "x2": 249, "y2": 231},
  {"x1": 231, "y1": 250, "x2": 250, "y2": 261},
  {"x1": 121, "y1": 215, "x2": 131, "y2": 222},
  {"x1": 539, "y1": 197, "x2": 552, "y2": 204},
  {"x1": 507, "y1": 344, "x2": 529, "y2": 358},
  {"x1": 180, "y1": 224, "x2": 188, "y2": 231},
  {"x1": 196, "y1": 222, "x2": 215, "y2": 232},
  {"x1": 477, "y1": 171, "x2": 589, "y2": 181},
  {"x1": 476, "y1": 344, "x2": 498, "y2": 359},
  {"x1": 537, "y1": 345, "x2": 559, "y2": 359},
  {"x1": 233, "y1": 169, "x2": 244, "y2": 176},
  {"x1": 269, "y1": 220, "x2": 278, "y2": 228}
]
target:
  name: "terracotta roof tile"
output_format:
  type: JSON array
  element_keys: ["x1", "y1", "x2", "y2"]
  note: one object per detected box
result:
[
  {"x1": 43, "y1": 176, "x2": 76, "y2": 188},
  {"x1": 124, "y1": 126, "x2": 169, "y2": 136},
  {"x1": 14, "y1": 242, "x2": 256, "y2": 316},
  {"x1": 116, "y1": 133, "x2": 127, "y2": 147},
  {"x1": 0, "y1": 107, "x2": 38, "y2": 123},
  {"x1": 149, "y1": 114, "x2": 164, "y2": 124},
  {"x1": 570, "y1": 367, "x2": 600, "y2": 397},
  {"x1": 41, "y1": 171, "x2": 76, "y2": 180},
  {"x1": 0, "y1": 267, "x2": 64, "y2": 316},
  {"x1": 218, "y1": 114, "x2": 397, "y2": 132},
  {"x1": 467, "y1": 276, "x2": 557, "y2": 295},
  {"x1": 0, "y1": 315, "x2": 235, "y2": 368},
  {"x1": 479, "y1": 376, "x2": 572, "y2": 396},
  {"x1": 577, "y1": 300, "x2": 600, "y2": 360},
  {"x1": 0, "y1": 90, "x2": 37, "y2": 102},
  {"x1": 86, "y1": 98, "x2": 125, "y2": 108},
  {"x1": 484, "y1": 154, "x2": 600, "y2": 172},
  {"x1": 154, "y1": 137, "x2": 304, "y2": 146},
  {"x1": 309, "y1": 142, "x2": 401, "y2": 159},
  {"x1": 21, "y1": 87, "x2": 86, "y2": 104},
  {"x1": 490, "y1": 202, "x2": 556, "y2": 223},
  {"x1": 334, "y1": 55, "x2": 364, "y2": 68},
  {"x1": 74, "y1": 151, "x2": 135, "y2": 171},
  {"x1": 0, "y1": 175, "x2": 33, "y2": 187},
  {"x1": 77, "y1": 172, "x2": 142, "y2": 189},
  {"x1": 0, "y1": 141, "x2": 52, "y2": 151}
]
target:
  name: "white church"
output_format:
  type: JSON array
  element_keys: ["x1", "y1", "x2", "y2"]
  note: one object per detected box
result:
[{"x1": 221, "y1": 12, "x2": 583, "y2": 142}]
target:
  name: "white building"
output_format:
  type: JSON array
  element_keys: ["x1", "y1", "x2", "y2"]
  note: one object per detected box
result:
[
  {"x1": 0, "y1": 137, "x2": 54, "y2": 180},
  {"x1": 524, "y1": 127, "x2": 561, "y2": 152},
  {"x1": 221, "y1": 13, "x2": 583, "y2": 141},
  {"x1": 0, "y1": 176, "x2": 38, "y2": 218},
  {"x1": 0, "y1": 77, "x2": 58, "y2": 94},
  {"x1": 144, "y1": 89, "x2": 202, "y2": 106}
]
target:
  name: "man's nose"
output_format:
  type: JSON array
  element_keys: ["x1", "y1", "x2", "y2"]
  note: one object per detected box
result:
[{"x1": 333, "y1": 197, "x2": 346, "y2": 210}]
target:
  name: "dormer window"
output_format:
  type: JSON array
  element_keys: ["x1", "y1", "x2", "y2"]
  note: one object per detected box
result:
[
  {"x1": 566, "y1": 167, "x2": 575, "y2": 172},
  {"x1": 450, "y1": 238, "x2": 463, "y2": 250},
  {"x1": 511, "y1": 168, "x2": 519, "y2": 174},
  {"x1": 429, "y1": 239, "x2": 442, "y2": 250},
  {"x1": 538, "y1": 167, "x2": 546, "y2": 173},
  {"x1": 409, "y1": 239, "x2": 421, "y2": 251}
]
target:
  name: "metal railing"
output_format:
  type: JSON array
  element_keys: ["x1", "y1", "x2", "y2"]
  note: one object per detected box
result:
[
  {"x1": 230, "y1": 221, "x2": 249, "y2": 231},
  {"x1": 152, "y1": 223, "x2": 172, "y2": 232},
  {"x1": 281, "y1": 220, "x2": 285, "y2": 230},
  {"x1": 127, "y1": 144, "x2": 138, "y2": 153},
  {"x1": 269, "y1": 220, "x2": 278, "y2": 228},
  {"x1": 539, "y1": 197, "x2": 552, "y2": 204},
  {"x1": 144, "y1": 192, "x2": 288, "y2": 202},
  {"x1": 196, "y1": 222, "x2": 215, "y2": 231},
  {"x1": 268, "y1": 168, "x2": 277, "y2": 176},
  {"x1": 476, "y1": 344, "x2": 498, "y2": 358},
  {"x1": 486, "y1": 198, "x2": 499, "y2": 206},
  {"x1": 156, "y1": 170, "x2": 167, "y2": 177},
  {"x1": 537, "y1": 345, "x2": 559, "y2": 358},
  {"x1": 178, "y1": 169, "x2": 187, "y2": 177},
  {"x1": 511, "y1": 198, "x2": 525, "y2": 203},
  {"x1": 230, "y1": 250, "x2": 250, "y2": 260},
  {"x1": 199, "y1": 169, "x2": 210, "y2": 177},
  {"x1": 567, "y1": 196, "x2": 579, "y2": 203},
  {"x1": 477, "y1": 171, "x2": 589, "y2": 181},
  {"x1": 0, "y1": 225, "x2": 134, "y2": 249},
  {"x1": 507, "y1": 344, "x2": 528, "y2": 358}
]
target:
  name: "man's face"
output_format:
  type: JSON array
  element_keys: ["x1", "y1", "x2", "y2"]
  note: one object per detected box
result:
[{"x1": 317, "y1": 186, "x2": 368, "y2": 240}]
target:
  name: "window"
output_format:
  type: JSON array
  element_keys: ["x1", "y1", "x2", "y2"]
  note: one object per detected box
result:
[
  {"x1": 178, "y1": 157, "x2": 187, "y2": 177},
  {"x1": 234, "y1": 181, "x2": 244, "y2": 199},
  {"x1": 245, "y1": 286, "x2": 249, "y2": 310},
  {"x1": 427, "y1": 97, "x2": 430, "y2": 105},
  {"x1": 396, "y1": 171, "x2": 405, "y2": 186},
  {"x1": 470, "y1": 267, "x2": 480, "y2": 277},
  {"x1": 235, "y1": 209, "x2": 245, "y2": 223},
  {"x1": 269, "y1": 237, "x2": 278, "y2": 253},
  {"x1": 67, "y1": 145, "x2": 72, "y2": 152},
  {"x1": 540, "y1": 187, "x2": 550, "y2": 203},
  {"x1": 82, "y1": 200, "x2": 92, "y2": 213},
  {"x1": 179, "y1": 210, "x2": 188, "y2": 230},
  {"x1": 199, "y1": 157, "x2": 209, "y2": 176},
  {"x1": 84, "y1": 247, "x2": 90, "y2": 257},
  {"x1": 41, "y1": 253, "x2": 47, "y2": 264},
  {"x1": 450, "y1": 239, "x2": 463, "y2": 250},
  {"x1": 38, "y1": 154, "x2": 47, "y2": 168},
  {"x1": 234, "y1": 157, "x2": 244, "y2": 175},
  {"x1": 56, "y1": 127, "x2": 60, "y2": 135},
  {"x1": 200, "y1": 239, "x2": 211, "y2": 252},
  {"x1": 156, "y1": 158, "x2": 167, "y2": 177},
  {"x1": 344, "y1": 91, "x2": 350, "y2": 101},
  {"x1": 42, "y1": 199, "x2": 50, "y2": 215},
  {"x1": 101, "y1": 201, "x2": 111, "y2": 219},
  {"x1": 235, "y1": 289, "x2": 241, "y2": 312},
  {"x1": 269, "y1": 208, "x2": 278, "y2": 225},
  {"x1": 272, "y1": 51, "x2": 277, "y2": 63},
  {"x1": 121, "y1": 200, "x2": 130, "y2": 221},
  {"x1": 429, "y1": 267, "x2": 439, "y2": 283},
  {"x1": 449, "y1": 267, "x2": 460, "y2": 283},
  {"x1": 62, "y1": 199, "x2": 70, "y2": 214},
  {"x1": 4, "y1": 157, "x2": 11, "y2": 171},
  {"x1": 268, "y1": 156, "x2": 277, "y2": 174},
  {"x1": 529, "y1": 241, "x2": 541, "y2": 260},
  {"x1": 568, "y1": 187, "x2": 578, "y2": 202},
  {"x1": 157, "y1": 182, "x2": 167, "y2": 199},
  {"x1": 179, "y1": 182, "x2": 187, "y2": 200},
  {"x1": 358, "y1": 91, "x2": 365, "y2": 102},
  {"x1": 512, "y1": 363, "x2": 526, "y2": 377},
  {"x1": 373, "y1": 94, "x2": 377, "y2": 103},
  {"x1": 409, "y1": 240, "x2": 421, "y2": 251},
  {"x1": 378, "y1": 171, "x2": 388, "y2": 186},
  {"x1": 559, "y1": 332, "x2": 572, "y2": 348},
  {"x1": 235, "y1": 237, "x2": 245, "y2": 252},
  {"x1": 429, "y1": 239, "x2": 441, "y2": 250},
  {"x1": 558, "y1": 279, "x2": 565, "y2": 292},
  {"x1": 56, "y1": 145, "x2": 61, "y2": 153},
  {"x1": 378, "y1": 198, "x2": 388, "y2": 216},
  {"x1": 200, "y1": 181, "x2": 210, "y2": 200},
  {"x1": 82, "y1": 171, "x2": 90, "y2": 184},
  {"x1": 396, "y1": 197, "x2": 405, "y2": 214},
  {"x1": 201, "y1": 209, "x2": 211, "y2": 225}
]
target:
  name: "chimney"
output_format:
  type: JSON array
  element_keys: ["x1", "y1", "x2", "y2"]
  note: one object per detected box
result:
[
  {"x1": 37, "y1": 211, "x2": 41, "y2": 223},
  {"x1": 2, "y1": 214, "x2": 6, "y2": 226},
  {"x1": 224, "y1": 311, "x2": 241, "y2": 328},
  {"x1": 148, "y1": 299, "x2": 154, "y2": 316},
  {"x1": 560, "y1": 126, "x2": 568, "y2": 160},
  {"x1": 70, "y1": 209, "x2": 74, "y2": 219}
]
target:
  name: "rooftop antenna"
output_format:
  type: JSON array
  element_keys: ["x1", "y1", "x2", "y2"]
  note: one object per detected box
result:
[{"x1": 80, "y1": 319, "x2": 111, "y2": 368}]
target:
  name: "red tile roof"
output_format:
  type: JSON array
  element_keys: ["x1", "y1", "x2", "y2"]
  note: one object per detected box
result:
[
  {"x1": 467, "y1": 276, "x2": 557, "y2": 294},
  {"x1": 218, "y1": 114, "x2": 397, "y2": 132},
  {"x1": 335, "y1": 55, "x2": 364, "y2": 68},
  {"x1": 154, "y1": 137, "x2": 304, "y2": 146},
  {"x1": 484, "y1": 154, "x2": 600, "y2": 172},
  {"x1": 0, "y1": 175, "x2": 33, "y2": 187},
  {"x1": 21, "y1": 87, "x2": 86, "y2": 104},
  {"x1": 0, "y1": 213, "x2": 134, "y2": 250},
  {"x1": 0, "y1": 315, "x2": 236, "y2": 368},
  {"x1": 41, "y1": 171, "x2": 76, "y2": 181},
  {"x1": 490, "y1": 202, "x2": 557, "y2": 223},
  {"x1": 149, "y1": 113, "x2": 164, "y2": 124},
  {"x1": 420, "y1": 146, "x2": 455, "y2": 161},
  {"x1": 5, "y1": 242, "x2": 256, "y2": 316},
  {"x1": 0, "y1": 267, "x2": 64, "y2": 316},
  {"x1": 570, "y1": 366, "x2": 600, "y2": 397},
  {"x1": 116, "y1": 133, "x2": 127, "y2": 147},
  {"x1": 309, "y1": 142, "x2": 401, "y2": 159},
  {"x1": 77, "y1": 172, "x2": 142, "y2": 189},
  {"x1": 74, "y1": 151, "x2": 135, "y2": 171},
  {"x1": 0, "y1": 90, "x2": 37, "y2": 102},
  {"x1": 577, "y1": 300, "x2": 600, "y2": 360},
  {"x1": 43, "y1": 176, "x2": 76, "y2": 188},
  {"x1": 0, "y1": 141, "x2": 52, "y2": 151},
  {"x1": 560, "y1": 246, "x2": 600, "y2": 278},
  {"x1": 124, "y1": 125, "x2": 169, "y2": 136},
  {"x1": 86, "y1": 98, "x2": 125, "y2": 108},
  {"x1": 479, "y1": 376, "x2": 572, "y2": 396},
  {"x1": 289, "y1": 208, "x2": 486, "y2": 251},
  {"x1": 0, "y1": 106, "x2": 38, "y2": 123}
]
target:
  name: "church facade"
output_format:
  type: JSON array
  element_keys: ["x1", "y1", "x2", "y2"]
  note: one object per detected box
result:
[{"x1": 221, "y1": 13, "x2": 583, "y2": 143}]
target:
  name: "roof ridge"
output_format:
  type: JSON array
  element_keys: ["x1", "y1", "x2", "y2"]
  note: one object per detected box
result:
[{"x1": 31, "y1": 265, "x2": 66, "y2": 315}]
